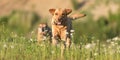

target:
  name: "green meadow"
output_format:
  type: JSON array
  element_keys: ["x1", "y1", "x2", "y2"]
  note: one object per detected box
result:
[{"x1": 0, "y1": 0, "x2": 120, "y2": 60}]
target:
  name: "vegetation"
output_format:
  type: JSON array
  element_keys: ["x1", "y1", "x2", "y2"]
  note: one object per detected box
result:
[{"x1": 0, "y1": 0, "x2": 120, "y2": 60}]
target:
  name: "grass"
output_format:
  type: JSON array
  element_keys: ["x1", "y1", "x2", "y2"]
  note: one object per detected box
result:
[
  {"x1": 0, "y1": 37, "x2": 120, "y2": 60},
  {"x1": 0, "y1": 26, "x2": 120, "y2": 60}
]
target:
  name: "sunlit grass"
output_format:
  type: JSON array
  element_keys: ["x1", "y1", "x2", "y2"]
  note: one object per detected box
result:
[{"x1": 0, "y1": 29, "x2": 120, "y2": 60}]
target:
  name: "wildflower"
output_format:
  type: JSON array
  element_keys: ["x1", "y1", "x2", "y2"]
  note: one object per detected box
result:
[
  {"x1": 112, "y1": 37, "x2": 119, "y2": 41},
  {"x1": 115, "y1": 43, "x2": 118, "y2": 45},
  {"x1": 40, "y1": 44, "x2": 44, "y2": 47},
  {"x1": 30, "y1": 38, "x2": 33, "y2": 42},
  {"x1": 70, "y1": 30, "x2": 75, "y2": 33},
  {"x1": 94, "y1": 53, "x2": 98, "y2": 56},
  {"x1": 85, "y1": 43, "x2": 92, "y2": 49},
  {"x1": 10, "y1": 45, "x2": 14, "y2": 49},
  {"x1": 111, "y1": 43, "x2": 115, "y2": 46},
  {"x1": 3, "y1": 44, "x2": 7, "y2": 48},
  {"x1": 111, "y1": 41, "x2": 114, "y2": 44},
  {"x1": 51, "y1": 50, "x2": 55, "y2": 54},
  {"x1": 106, "y1": 39, "x2": 111, "y2": 43},
  {"x1": 31, "y1": 31, "x2": 34, "y2": 34},
  {"x1": 70, "y1": 33, "x2": 73, "y2": 36}
]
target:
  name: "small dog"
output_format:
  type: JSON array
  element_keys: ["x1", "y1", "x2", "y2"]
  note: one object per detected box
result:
[
  {"x1": 49, "y1": 8, "x2": 86, "y2": 49},
  {"x1": 37, "y1": 23, "x2": 52, "y2": 43}
]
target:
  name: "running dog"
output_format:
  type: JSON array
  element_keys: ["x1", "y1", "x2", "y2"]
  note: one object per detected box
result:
[
  {"x1": 37, "y1": 23, "x2": 52, "y2": 43},
  {"x1": 49, "y1": 8, "x2": 86, "y2": 49}
]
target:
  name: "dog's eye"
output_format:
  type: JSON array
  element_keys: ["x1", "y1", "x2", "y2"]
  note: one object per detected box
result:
[{"x1": 55, "y1": 13, "x2": 58, "y2": 15}]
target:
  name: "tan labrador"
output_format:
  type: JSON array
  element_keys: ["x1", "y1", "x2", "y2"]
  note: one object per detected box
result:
[{"x1": 49, "y1": 8, "x2": 86, "y2": 51}]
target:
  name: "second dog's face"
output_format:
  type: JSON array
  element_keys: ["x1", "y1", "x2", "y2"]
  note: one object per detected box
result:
[
  {"x1": 49, "y1": 8, "x2": 72, "y2": 25},
  {"x1": 38, "y1": 23, "x2": 47, "y2": 32}
]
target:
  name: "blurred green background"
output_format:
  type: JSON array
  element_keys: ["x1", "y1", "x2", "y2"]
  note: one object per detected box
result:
[{"x1": 0, "y1": 0, "x2": 120, "y2": 43}]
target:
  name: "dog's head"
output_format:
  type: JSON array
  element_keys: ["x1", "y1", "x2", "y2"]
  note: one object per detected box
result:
[
  {"x1": 38, "y1": 23, "x2": 48, "y2": 32},
  {"x1": 49, "y1": 8, "x2": 72, "y2": 25}
]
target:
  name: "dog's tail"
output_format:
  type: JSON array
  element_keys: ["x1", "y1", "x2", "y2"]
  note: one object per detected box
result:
[{"x1": 69, "y1": 14, "x2": 86, "y2": 20}]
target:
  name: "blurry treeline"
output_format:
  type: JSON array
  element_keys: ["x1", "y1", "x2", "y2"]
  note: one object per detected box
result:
[{"x1": 0, "y1": 0, "x2": 120, "y2": 42}]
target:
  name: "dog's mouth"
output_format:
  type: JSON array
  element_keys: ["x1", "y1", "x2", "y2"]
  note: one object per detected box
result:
[
  {"x1": 56, "y1": 22, "x2": 61, "y2": 25},
  {"x1": 53, "y1": 17, "x2": 67, "y2": 25},
  {"x1": 54, "y1": 20, "x2": 62, "y2": 25},
  {"x1": 54, "y1": 22, "x2": 61, "y2": 25}
]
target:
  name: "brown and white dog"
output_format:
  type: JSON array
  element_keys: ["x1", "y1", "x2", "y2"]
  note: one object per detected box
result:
[
  {"x1": 37, "y1": 23, "x2": 52, "y2": 43},
  {"x1": 49, "y1": 8, "x2": 86, "y2": 49}
]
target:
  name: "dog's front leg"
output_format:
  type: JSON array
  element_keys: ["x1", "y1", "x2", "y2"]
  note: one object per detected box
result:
[
  {"x1": 52, "y1": 32, "x2": 58, "y2": 46},
  {"x1": 65, "y1": 30, "x2": 71, "y2": 48},
  {"x1": 66, "y1": 36, "x2": 71, "y2": 48}
]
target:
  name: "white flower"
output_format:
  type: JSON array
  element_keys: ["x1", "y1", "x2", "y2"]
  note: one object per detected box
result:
[
  {"x1": 112, "y1": 37, "x2": 119, "y2": 41},
  {"x1": 30, "y1": 39, "x2": 33, "y2": 41},
  {"x1": 70, "y1": 30, "x2": 75, "y2": 33},
  {"x1": 40, "y1": 44, "x2": 44, "y2": 47},
  {"x1": 10, "y1": 45, "x2": 14, "y2": 49},
  {"x1": 31, "y1": 31, "x2": 34, "y2": 34},
  {"x1": 111, "y1": 44, "x2": 115, "y2": 46},
  {"x1": 94, "y1": 53, "x2": 98, "y2": 56},
  {"x1": 85, "y1": 43, "x2": 92, "y2": 49},
  {"x1": 85, "y1": 43, "x2": 96, "y2": 49},
  {"x1": 70, "y1": 33, "x2": 73, "y2": 36},
  {"x1": 115, "y1": 43, "x2": 118, "y2": 45},
  {"x1": 3, "y1": 44, "x2": 7, "y2": 48},
  {"x1": 106, "y1": 39, "x2": 111, "y2": 43},
  {"x1": 111, "y1": 41, "x2": 114, "y2": 44},
  {"x1": 51, "y1": 50, "x2": 55, "y2": 54}
]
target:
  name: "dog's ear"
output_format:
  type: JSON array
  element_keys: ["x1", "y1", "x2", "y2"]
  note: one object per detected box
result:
[
  {"x1": 49, "y1": 9, "x2": 56, "y2": 15},
  {"x1": 65, "y1": 9, "x2": 72, "y2": 15}
]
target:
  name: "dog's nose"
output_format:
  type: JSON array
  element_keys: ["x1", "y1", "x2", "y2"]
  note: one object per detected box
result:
[{"x1": 58, "y1": 18, "x2": 61, "y2": 20}]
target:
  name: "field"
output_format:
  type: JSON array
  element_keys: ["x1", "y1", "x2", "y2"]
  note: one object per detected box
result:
[
  {"x1": 0, "y1": 0, "x2": 120, "y2": 60},
  {"x1": 0, "y1": 22, "x2": 120, "y2": 60}
]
